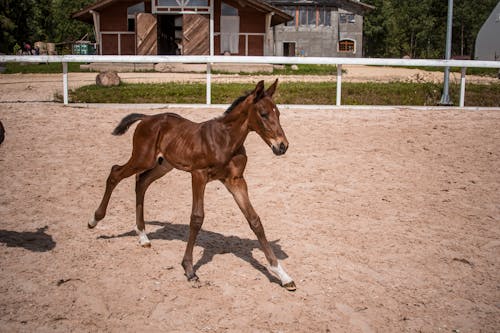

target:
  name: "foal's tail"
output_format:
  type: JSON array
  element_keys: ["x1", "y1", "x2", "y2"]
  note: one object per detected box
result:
[{"x1": 112, "y1": 113, "x2": 146, "y2": 136}]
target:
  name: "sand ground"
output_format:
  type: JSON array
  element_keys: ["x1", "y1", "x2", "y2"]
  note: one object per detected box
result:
[{"x1": 0, "y1": 71, "x2": 499, "y2": 332}]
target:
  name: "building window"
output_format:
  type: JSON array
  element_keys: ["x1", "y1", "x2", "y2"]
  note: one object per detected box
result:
[
  {"x1": 127, "y1": 3, "x2": 145, "y2": 32},
  {"x1": 221, "y1": 2, "x2": 238, "y2": 15},
  {"x1": 295, "y1": 6, "x2": 332, "y2": 27},
  {"x1": 338, "y1": 39, "x2": 355, "y2": 52},
  {"x1": 298, "y1": 6, "x2": 316, "y2": 26},
  {"x1": 158, "y1": 0, "x2": 208, "y2": 6},
  {"x1": 282, "y1": 6, "x2": 295, "y2": 26},
  {"x1": 339, "y1": 13, "x2": 355, "y2": 24},
  {"x1": 318, "y1": 6, "x2": 331, "y2": 26}
]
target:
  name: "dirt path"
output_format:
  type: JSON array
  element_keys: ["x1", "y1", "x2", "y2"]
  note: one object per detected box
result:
[
  {"x1": 0, "y1": 65, "x2": 496, "y2": 102},
  {"x1": 0, "y1": 98, "x2": 499, "y2": 332}
]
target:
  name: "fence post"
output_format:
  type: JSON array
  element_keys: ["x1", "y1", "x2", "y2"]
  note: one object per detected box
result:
[
  {"x1": 62, "y1": 62, "x2": 68, "y2": 105},
  {"x1": 459, "y1": 67, "x2": 466, "y2": 108},
  {"x1": 206, "y1": 62, "x2": 211, "y2": 105},
  {"x1": 336, "y1": 64, "x2": 342, "y2": 106}
]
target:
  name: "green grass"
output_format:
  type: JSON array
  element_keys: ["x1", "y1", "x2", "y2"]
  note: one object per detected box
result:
[
  {"x1": 67, "y1": 81, "x2": 500, "y2": 106},
  {"x1": 3, "y1": 62, "x2": 91, "y2": 74},
  {"x1": 402, "y1": 66, "x2": 498, "y2": 77}
]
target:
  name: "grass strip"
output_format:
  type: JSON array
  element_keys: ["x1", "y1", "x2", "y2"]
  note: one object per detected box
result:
[
  {"x1": 3, "y1": 62, "x2": 90, "y2": 74},
  {"x1": 67, "y1": 81, "x2": 500, "y2": 107}
]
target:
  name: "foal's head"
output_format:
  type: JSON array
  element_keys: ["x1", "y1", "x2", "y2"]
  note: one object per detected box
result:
[{"x1": 243, "y1": 79, "x2": 289, "y2": 156}]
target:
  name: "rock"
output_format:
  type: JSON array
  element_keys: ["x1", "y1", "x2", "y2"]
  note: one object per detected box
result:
[
  {"x1": 96, "y1": 71, "x2": 121, "y2": 87},
  {"x1": 291, "y1": 64, "x2": 299, "y2": 71}
]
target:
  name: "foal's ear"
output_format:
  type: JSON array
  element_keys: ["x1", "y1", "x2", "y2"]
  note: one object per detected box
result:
[
  {"x1": 252, "y1": 80, "x2": 266, "y2": 103},
  {"x1": 265, "y1": 78, "x2": 279, "y2": 97}
]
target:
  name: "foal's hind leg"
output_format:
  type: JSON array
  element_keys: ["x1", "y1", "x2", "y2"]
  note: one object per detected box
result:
[
  {"x1": 181, "y1": 170, "x2": 207, "y2": 282},
  {"x1": 89, "y1": 140, "x2": 157, "y2": 228},
  {"x1": 89, "y1": 163, "x2": 139, "y2": 228},
  {"x1": 134, "y1": 161, "x2": 174, "y2": 247}
]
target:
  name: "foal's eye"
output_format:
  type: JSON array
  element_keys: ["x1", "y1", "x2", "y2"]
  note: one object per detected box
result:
[{"x1": 260, "y1": 112, "x2": 269, "y2": 119}]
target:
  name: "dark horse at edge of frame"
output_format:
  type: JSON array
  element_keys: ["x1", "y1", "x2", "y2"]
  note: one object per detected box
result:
[{"x1": 89, "y1": 80, "x2": 296, "y2": 291}]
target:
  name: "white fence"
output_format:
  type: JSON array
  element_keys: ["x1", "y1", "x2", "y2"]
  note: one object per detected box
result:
[{"x1": 1, "y1": 55, "x2": 499, "y2": 107}]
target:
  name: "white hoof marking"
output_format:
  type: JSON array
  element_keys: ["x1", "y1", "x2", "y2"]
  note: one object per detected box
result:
[
  {"x1": 88, "y1": 218, "x2": 98, "y2": 228},
  {"x1": 268, "y1": 262, "x2": 293, "y2": 285},
  {"x1": 135, "y1": 227, "x2": 151, "y2": 247}
]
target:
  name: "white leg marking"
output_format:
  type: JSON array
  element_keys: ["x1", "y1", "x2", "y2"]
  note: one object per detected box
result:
[
  {"x1": 135, "y1": 227, "x2": 151, "y2": 247},
  {"x1": 88, "y1": 218, "x2": 98, "y2": 228},
  {"x1": 268, "y1": 261, "x2": 293, "y2": 285}
]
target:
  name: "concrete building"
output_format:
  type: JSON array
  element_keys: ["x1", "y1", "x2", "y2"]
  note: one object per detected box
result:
[
  {"x1": 266, "y1": 0, "x2": 374, "y2": 57},
  {"x1": 475, "y1": 1, "x2": 500, "y2": 61}
]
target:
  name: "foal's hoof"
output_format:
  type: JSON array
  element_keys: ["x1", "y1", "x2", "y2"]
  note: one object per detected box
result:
[
  {"x1": 185, "y1": 273, "x2": 201, "y2": 288},
  {"x1": 88, "y1": 218, "x2": 98, "y2": 229},
  {"x1": 282, "y1": 281, "x2": 297, "y2": 291},
  {"x1": 140, "y1": 241, "x2": 151, "y2": 248},
  {"x1": 186, "y1": 273, "x2": 199, "y2": 282}
]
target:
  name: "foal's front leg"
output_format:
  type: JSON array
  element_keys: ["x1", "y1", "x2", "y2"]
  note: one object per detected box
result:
[
  {"x1": 222, "y1": 173, "x2": 296, "y2": 291},
  {"x1": 181, "y1": 170, "x2": 207, "y2": 282}
]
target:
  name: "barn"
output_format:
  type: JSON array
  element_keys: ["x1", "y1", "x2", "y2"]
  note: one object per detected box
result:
[{"x1": 72, "y1": 0, "x2": 292, "y2": 56}]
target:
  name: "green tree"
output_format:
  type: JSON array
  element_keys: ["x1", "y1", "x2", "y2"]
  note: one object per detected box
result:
[
  {"x1": 50, "y1": 0, "x2": 94, "y2": 43},
  {"x1": 453, "y1": 0, "x2": 498, "y2": 57},
  {"x1": 363, "y1": 0, "x2": 498, "y2": 59},
  {"x1": 0, "y1": 0, "x2": 94, "y2": 54},
  {"x1": 0, "y1": 0, "x2": 36, "y2": 53}
]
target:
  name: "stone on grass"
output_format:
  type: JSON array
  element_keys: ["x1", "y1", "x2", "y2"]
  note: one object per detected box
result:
[{"x1": 96, "y1": 71, "x2": 121, "y2": 87}]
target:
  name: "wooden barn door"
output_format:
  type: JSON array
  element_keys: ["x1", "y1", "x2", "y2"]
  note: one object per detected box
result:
[
  {"x1": 182, "y1": 14, "x2": 209, "y2": 55},
  {"x1": 136, "y1": 13, "x2": 157, "y2": 55}
]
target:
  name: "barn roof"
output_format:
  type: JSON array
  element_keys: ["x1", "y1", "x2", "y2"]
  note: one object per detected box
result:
[{"x1": 72, "y1": 0, "x2": 293, "y2": 26}]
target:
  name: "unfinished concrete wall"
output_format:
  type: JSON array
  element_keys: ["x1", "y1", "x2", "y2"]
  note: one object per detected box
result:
[{"x1": 273, "y1": 8, "x2": 364, "y2": 57}]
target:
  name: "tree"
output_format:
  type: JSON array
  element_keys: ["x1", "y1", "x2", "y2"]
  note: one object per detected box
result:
[
  {"x1": 0, "y1": 0, "x2": 94, "y2": 54},
  {"x1": 453, "y1": 0, "x2": 498, "y2": 57},
  {"x1": 0, "y1": 0, "x2": 37, "y2": 53},
  {"x1": 50, "y1": 0, "x2": 94, "y2": 44},
  {"x1": 362, "y1": 0, "x2": 498, "y2": 58}
]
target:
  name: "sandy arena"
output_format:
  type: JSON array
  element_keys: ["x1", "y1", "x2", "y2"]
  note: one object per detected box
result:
[{"x1": 0, "y1": 72, "x2": 499, "y2": 332}]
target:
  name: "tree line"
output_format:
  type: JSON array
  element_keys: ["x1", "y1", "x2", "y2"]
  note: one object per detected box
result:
[
  {"x1": 363, "y1": 0, "x2": 498, "y2": 59},
  {"x1": 0, "y1": 0, "x2": 94, "y2": 54},
  {"x1": 1, "y1": 0, "x2": 498, "y2": 58}
]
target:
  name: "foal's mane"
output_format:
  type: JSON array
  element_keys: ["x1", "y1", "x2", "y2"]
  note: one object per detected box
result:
[{"x1": 224, "y1": 92, "x2": 251, "y2": 115}]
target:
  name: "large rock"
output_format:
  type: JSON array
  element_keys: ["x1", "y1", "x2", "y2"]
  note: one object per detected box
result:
[{"x1": 96, "y1": 71, "x2": 121, "y2": 87}]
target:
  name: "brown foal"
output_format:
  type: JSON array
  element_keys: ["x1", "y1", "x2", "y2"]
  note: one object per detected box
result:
[{"x1": 89, "y1": 80, "x2": 295, "y2": 291}]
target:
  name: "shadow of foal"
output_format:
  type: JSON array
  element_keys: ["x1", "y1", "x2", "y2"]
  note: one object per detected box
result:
[
  {"x1": 0, "y1": 226, "x2": 56, "y2": 252},
  {"x1": 98, "y1": 221, "x2": 288, "y2": 284}
]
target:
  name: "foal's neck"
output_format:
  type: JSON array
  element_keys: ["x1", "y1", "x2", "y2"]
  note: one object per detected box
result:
[{"x1": 216, "y1": 104, "x2": 252, "y2": 149}]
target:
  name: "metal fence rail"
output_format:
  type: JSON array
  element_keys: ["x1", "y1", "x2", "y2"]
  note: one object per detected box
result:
[{"x1": 1, "y1": 55, "x2": 499, "y2": 107}]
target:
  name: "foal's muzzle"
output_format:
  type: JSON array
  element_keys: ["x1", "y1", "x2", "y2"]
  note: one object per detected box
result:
[{"x1": 272, "y1": 142, "x2": 288, "y2": 156}]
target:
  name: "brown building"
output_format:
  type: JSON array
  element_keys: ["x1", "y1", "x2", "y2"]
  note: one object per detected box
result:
[{"x1": 72, "y1": 0, "x2": 291, "y2": 56}]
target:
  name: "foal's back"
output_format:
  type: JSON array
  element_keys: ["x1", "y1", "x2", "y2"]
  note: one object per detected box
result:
[{"x1": 135, "y1": 112, "x2": 231, "y2": 172}]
